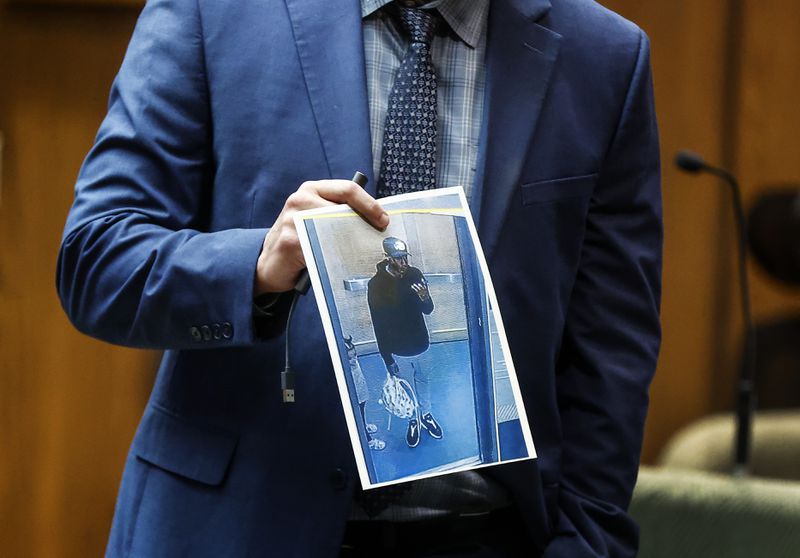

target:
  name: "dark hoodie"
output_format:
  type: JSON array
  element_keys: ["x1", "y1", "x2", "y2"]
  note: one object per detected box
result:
[{"x1": 367, "y1": 259, "x2": 434, "y2": 365}]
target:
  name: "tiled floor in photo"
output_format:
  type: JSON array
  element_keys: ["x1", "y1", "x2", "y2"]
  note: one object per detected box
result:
[
  {"x1": 358, "y1": 340, "x2": 478, "y2": 482},
  {"x1": 356, "y1": 339, "x2": 526, "y2": 483}
]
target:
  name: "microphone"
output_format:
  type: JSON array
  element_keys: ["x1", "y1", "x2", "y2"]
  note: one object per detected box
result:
[
  {"x1": 674, "y1": 150, "x2": 707, "y2": 173},
  {"x1": 675, "y1": 149, "x2": 757, "y2": 477}
]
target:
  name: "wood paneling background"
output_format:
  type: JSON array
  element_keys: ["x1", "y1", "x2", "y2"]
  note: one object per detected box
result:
[
  {"x1": 1, "y1": 1, "x2": 798, "y2": 556},
  {"x1": 604, "y1": 0, "x2": 800, "y2": 454},
  {"x1": 0, "y1": 6, "x2": 156, "y2": 558},
  {"x1": 726, "y1": 1, "x2": 800, "y2": 409},
  {"x1": 603, "y1": 0, "x2": 736, "y2": 462}
]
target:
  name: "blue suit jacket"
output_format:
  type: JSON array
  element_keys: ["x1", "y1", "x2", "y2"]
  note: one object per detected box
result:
[{"x1": 57, "y1": 0, "x2": 662, "y2": 556}]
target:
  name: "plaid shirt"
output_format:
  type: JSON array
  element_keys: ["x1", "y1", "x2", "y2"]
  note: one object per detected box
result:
[
  {"x1": 352, "y1": 0, "x2": 510, "y2": 523},
  {"x1": 362, "y1": 0, "x2": 488, "y2": 200}
]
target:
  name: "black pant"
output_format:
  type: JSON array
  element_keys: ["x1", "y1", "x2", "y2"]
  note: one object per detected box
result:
[{"x1": 339, "y1": 507, "x2": 536, "y2": 558}]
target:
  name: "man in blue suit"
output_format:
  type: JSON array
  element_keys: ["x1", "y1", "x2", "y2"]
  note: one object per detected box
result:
[{"x1": 58, "y1": 0, "x2": 661, "y2": 556}]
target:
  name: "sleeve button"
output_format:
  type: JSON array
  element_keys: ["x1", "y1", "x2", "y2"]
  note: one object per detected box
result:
[
  {"x1": 201, "y1": 325, "x2": 212, "y2": 341},
  {"x1": 212, "y1": 323, "x2": 222, "y2": 340},
  {"x1": 221, "y1": 322, "x2": 233, "y2": 339},
  {"x1": 190, "y1": 326, "x2": 202, "y2": 342}
]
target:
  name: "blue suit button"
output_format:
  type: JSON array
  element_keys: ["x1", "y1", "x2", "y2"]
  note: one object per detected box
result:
[
  {"x1": 221, "y1": 322, "x2": 233, "y2": 339},
  {"x1": 190, "y1": 326, "x2": 202, "y2": 342},
  {"x1": 330, "y1": 468, "x2": 348, "y2": 490},
  {"x1": 201, "y1": 325, "x2": 212, "y2": 341}
]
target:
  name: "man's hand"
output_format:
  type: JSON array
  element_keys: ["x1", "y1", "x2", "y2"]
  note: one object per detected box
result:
[
  {"x1": 411, "y1": 281, "x2": 430, "y2": 302},
  {"x1": 255, "y1": 180, "x2": 388, "y2": 295}
]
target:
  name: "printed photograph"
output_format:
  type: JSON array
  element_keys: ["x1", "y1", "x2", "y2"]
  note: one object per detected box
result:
[{"x1": 295, "y1": 187, "x2": 536, "y2": 489}]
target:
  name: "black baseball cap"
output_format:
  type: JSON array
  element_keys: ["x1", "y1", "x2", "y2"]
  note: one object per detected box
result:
[{"x1": 383, "y1": 237, "x2": 410, "y2": 258}]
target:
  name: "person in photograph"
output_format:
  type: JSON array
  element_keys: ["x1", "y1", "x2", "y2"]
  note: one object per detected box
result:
[
  {"x1": 367, "y1": 237, "x2": 441, "y2": 448},
  {"x1": 57, "y1": 0, "x2": 662, "y2": 555},
  {"x1": 344, "y1": 335, "x2": 385, "y2": 451}
]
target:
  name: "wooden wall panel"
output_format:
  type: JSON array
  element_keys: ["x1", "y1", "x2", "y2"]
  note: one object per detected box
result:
[
  {"x1": 672, "y1": 0, "x2": 800, "y2": 414},
  {"x1": 1, "y1": 1, "x2": 798, "y2": 557},
  {"x1": 602, "y1": 0, "x2": 734, "y2": 461},
  {"x1": 731, "y1": 0, "x2": 800, "y2": 372},
  {"x1": 0, "y1": 6, "x2": 155, "y2": 558}
]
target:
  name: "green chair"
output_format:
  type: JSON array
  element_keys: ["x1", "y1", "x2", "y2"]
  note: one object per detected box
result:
[
  {"x1": 657, "y1": 411, "x2": 800, "y2": 480},
  {"x1": 631, "y1": 466, "x2": 800, "y2": 558}
]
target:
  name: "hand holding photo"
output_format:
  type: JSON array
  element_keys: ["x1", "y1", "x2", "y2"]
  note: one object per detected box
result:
[{"x1": 294, "y1": 187, "x2": 536, "y2": 489}]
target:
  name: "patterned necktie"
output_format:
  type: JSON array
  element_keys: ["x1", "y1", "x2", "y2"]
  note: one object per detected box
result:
[
  {"x1": 377, "y1": 4, "x2": 440, "y2": 198},
  {"x1": 355, "y1": 4, "x2": 440, "y2": 520}
]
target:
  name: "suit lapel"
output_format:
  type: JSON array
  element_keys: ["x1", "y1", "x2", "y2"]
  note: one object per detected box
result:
[
  {"x1": 283, "y1": 0, "x2": 560, "y2": 228},
  {"x1": 475, "y1": 0, "x2": 561, "y2": 261},
  {"x1": 283, "y1": 0, "x2": 376, "y2": 194}
]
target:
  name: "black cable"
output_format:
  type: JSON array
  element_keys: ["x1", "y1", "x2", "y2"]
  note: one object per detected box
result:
[
  {"x1": 280, "y1": 290, "x2": 300, "y2": 403},
  {"x1": 281, "y1": 171, "x2": 368, "y2": 403}
]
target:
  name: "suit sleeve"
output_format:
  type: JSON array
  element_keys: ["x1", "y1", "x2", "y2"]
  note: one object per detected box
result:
[
  {"x1": 56, "y1": 0, "x2": 269, "y2": 349},
  {"x1": 543, "y1": 30, "x2": 662, "y2": 557}
]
